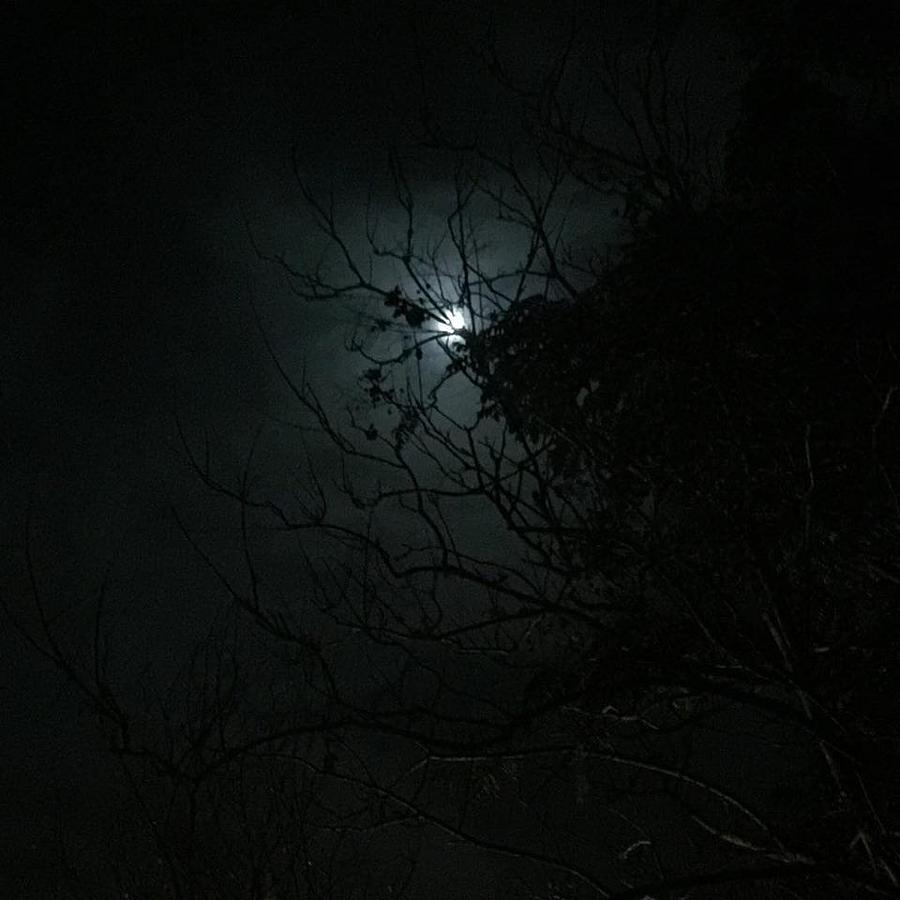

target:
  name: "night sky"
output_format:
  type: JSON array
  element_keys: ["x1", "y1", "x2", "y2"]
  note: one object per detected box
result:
[
  {"x1": 3, "y1": 0, "x2": 674, "y2": 760},
  {"x1": 4, "y1": 0, "x2": 598, "y2": 879},
  {"x1": 7, "y1": 2, "x2": 897, "y2": 898}
]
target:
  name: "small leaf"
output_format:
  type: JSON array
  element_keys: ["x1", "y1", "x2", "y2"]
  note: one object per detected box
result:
[{"x1": 405, "y1": 307, "x2": 425, "y2": 327}]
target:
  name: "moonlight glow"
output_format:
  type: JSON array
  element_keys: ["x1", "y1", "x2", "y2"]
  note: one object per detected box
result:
[{"x1": 437, "y1": 307, "x2": 467, "y2": 334}]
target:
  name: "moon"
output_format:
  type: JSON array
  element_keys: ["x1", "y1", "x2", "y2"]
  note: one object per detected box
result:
[{"x1": 436, "y1": 306, "x2": 468, "y2": 334}]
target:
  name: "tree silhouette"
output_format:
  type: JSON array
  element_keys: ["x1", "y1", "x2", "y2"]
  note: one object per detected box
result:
[{"x1": 10, "y1": 4, "x2": 900, "y2": 898}]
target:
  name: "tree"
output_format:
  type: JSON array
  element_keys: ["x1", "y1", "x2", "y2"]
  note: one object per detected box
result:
[{"x1": 10, "y1": 4, "x2": 900, "y2": 897}]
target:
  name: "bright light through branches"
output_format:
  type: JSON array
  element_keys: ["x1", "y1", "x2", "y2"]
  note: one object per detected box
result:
[{"x1": 436, "y1": 307, "x2": 467, "y2": 335}]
